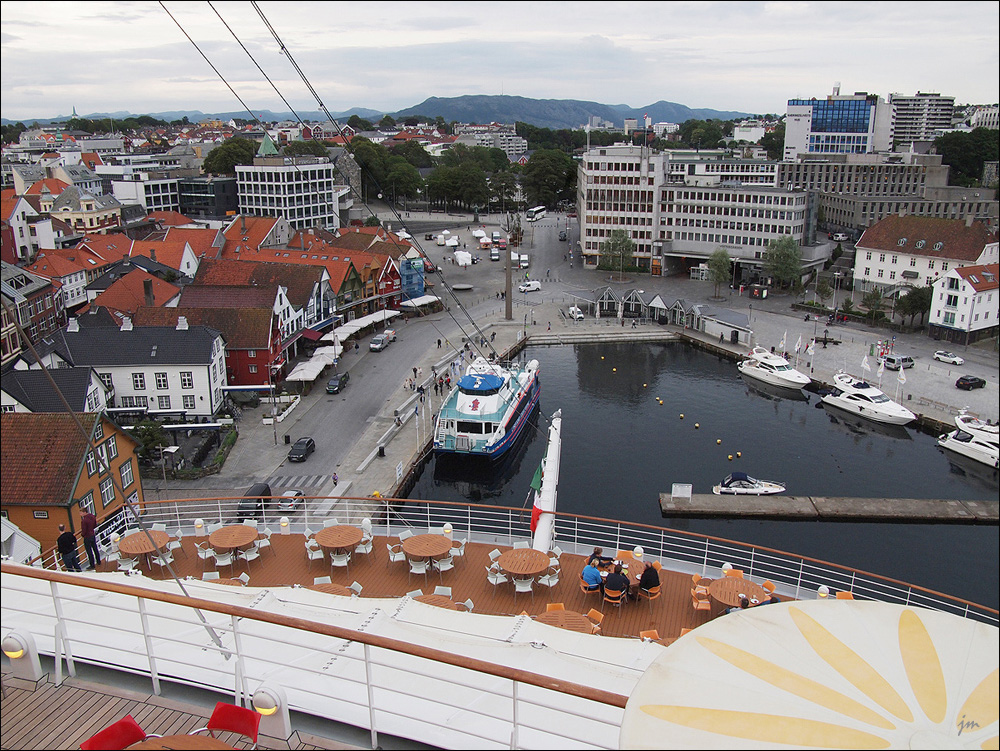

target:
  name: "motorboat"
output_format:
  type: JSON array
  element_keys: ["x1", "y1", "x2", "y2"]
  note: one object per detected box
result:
[
  {"x1": 433, "y1": 357, "x2": 540, "y2": 459},
  {"x1": 820, "y1": 371, "x2": 916, "y2": 425},
  {"x1": 737, "y1": 346, "x2": 811, "y2": 390},
  {"x1": 938, "y1": 414, "x2": 999, "y2": 469},
  {"x1": 712, "y1": 472, "x2": 786, "y2": 495}
]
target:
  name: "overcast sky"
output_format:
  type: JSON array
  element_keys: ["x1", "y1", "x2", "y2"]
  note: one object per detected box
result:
[{"x1": 2, "y1": 1, "x2": 997, "y2": 122}]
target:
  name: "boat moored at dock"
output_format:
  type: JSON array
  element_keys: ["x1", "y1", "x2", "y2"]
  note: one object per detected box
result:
[
  {"x1": 820, "y1": 371, "x2": 916, "y2": 425},
  {"x1": 939, "y1": 414, "x2": 1000, "y2": 468},
  {"x1": 737, "y1": 346, "x2": 811, "y2": 390}
]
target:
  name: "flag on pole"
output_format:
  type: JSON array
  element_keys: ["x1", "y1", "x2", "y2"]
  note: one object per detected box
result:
[
  {"x1": 898, "y1": 367, "x2": 906, "y2": 384},
  {"x1": 862, "y1": 355, "x2": 871, "y2": 372},
  {"x1": 877, "y1": 360, "x2": 885, "y2": 378},
  {"x1": 794, "y1": 334, "x2": 802, "y2": 353},
  {"x1": 806, "y1": 339, "x2": 815, "y2": 356},
  {"x1": 779, "y1": 331, "x2": 787, "y2": 351}
]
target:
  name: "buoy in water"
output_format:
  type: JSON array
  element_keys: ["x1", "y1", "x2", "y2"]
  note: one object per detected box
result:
[
  {"x1": 679, "y1": 414, "x2": 684, "y2": 419},
  {"x1": 694, "y1": 423, "x2": 700, "y2": 429},
  {"x1": 728, "y1": 455, "x2": 733, "y2": 461},
  {"x1": 736, "y1": 451, "x2": 742, "y2": 458},
  {"x1": 716, "y1": 439, "x2": 722, "y2": 445}
]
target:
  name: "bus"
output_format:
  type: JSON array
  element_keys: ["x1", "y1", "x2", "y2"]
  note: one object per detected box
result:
[{"x1": 525, "y1": 206, "x2": 546, "y2": 222}]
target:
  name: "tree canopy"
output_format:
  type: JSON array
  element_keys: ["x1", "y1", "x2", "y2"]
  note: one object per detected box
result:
[
  {"x1": 598, "y1": 230, "x2": 636, "y2": 276},
  {"x1": 202, "y1": 137, "x2": 258, "y2": 175},
  {"x1": 707, "y1": 247, "x2": 732, "y2": 298},
  {"x1": 347, "y1": 115, "x2": 374, "y2": 132},
  {"x1": 283, "y1": 139, "x2": 329, "y2": 157},
  {"x1": 933, "y1": 128, "x2": 1000, "y2": 187},
  {"x1": 763, "y1": 236, "x2": 803, "y2": 289},
  {"x1": 759, "y1": 122, "x2": 785, "y2": 160},
  {"x1": 521, "y1": 149, "x2": 575, "y2": 208}
]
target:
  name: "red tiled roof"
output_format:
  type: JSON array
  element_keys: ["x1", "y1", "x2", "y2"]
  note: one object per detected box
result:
[
  {"x1": 858, "y1": 215, "x2": 998, "y2": 262},
  {"x1": 148, "y1": 210, "x2": 196, "y2": 227},
  {"x1": 130, "y1": 240, "x2": 191, "y2": 272},
  {"x1": 954, "y1": 263, "x2": 1000, "y2": 292},
  {"x1": 190, "y1": 257, "x2": 323, "y2": 308},
  {"x1": 75, "y1": 235, "x2": 132, "y2": 260},
  {"x1": 25, "y1": 248, "x2": 110, "y2": 278},
  {"x1": 180, "y1": 284, "x2": 276, "y2": 308},
  {"x1": 222, "y1": 216, "x2": 280, "y2": 256},
  {"x1": 1, "y1": 413, "x2": 97, "y2": 506},
  {"x1": 165, "y1": 227, "x2": 223, "y2": 259},
  {"x1": 88, "y1": 269, "x2": 181, "y2": 317},
  {"x1": 25, "y1": 178, "x2": 70, "y2": 196}
]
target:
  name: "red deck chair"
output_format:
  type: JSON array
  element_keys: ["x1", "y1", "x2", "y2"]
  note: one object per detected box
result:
[
  {"x1": 80, "y1": 714, "x2": 152, "y2": 750},
  {"x1": 191, "y1": 701, "x2": 261, "y2": 748}
]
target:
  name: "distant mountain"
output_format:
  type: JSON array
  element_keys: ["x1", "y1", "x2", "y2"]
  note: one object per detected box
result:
[
  {"x1": 389, "y1": 95, "x2": 753, "y2": 130},
  {"x1": 3, "y1": 97, "x2": 751, "y2": 130}
]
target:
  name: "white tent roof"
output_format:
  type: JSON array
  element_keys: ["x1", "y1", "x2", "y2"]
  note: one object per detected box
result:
[
  {"x1": 472, "y1": 229, "x2": 486, "y2": 238},
  {"x1": 313, "y1": 344, "x2": 343, "y2": 359},
  {"x1": 285, "y1": 360, "x2": 326, "y2": 382},
  {"x1": 322, "y1": 310, "x2": 402, "y2": 342},
  {"x1": 399, "y1": 295, "x2": 440, "y2": 308},
  {"x1": 455, "y1": 250, "x2": 473, "y2": 267},
  {"x1": 446, "y1": 237, "x2": 459, "y2": 247}
]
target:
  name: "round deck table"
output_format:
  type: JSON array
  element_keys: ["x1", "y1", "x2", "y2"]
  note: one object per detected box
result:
[
  {"x1": 498, "y1": 548, "x2": 550, "y2": 578},
  {"x1": 314, "y1": 525, "x2": 363, "y2": 552},
  {"x1": 127, "y1": 735, "x2": 235, "y2": 750},
  {"x1": 708, "y1": 577, "x2": 768, "y2": 608},
  {"x1": 307, "y1": 582, "x2": 353, "y2": 596},
  {"x1": 211, "y1": 578, "x2": 244, "y2": 586},
  {"x1": 414, "y1": 594, "x2": 458, "y2": 610},
  {"x1": 209, "y1": 525, "x2": 259, "y2": 552},
  {"x1": 535, "y1": 610, "x2": 594, "y2": 633},
  {"x1": 118, "y1": 530, "x2": 170, "y2": 559},
  {"x1": 401, "y1": 534, "x2": 452, "y2": 562}
]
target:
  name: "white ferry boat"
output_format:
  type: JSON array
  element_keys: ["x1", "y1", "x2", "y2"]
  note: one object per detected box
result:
[{"x1": 433, "y1": 357, "x2": 540, "y2": 459}]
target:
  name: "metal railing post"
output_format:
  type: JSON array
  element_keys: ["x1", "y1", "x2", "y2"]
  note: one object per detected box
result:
[
  {"x1": 510, "y1": 680, "x2": 519, "y2": 749},
  {"x1": 48, "y1": 581, "x2": 76, "y2": 683},
  {"x1": 794, "y1": 559, "x2": 805, "y2": 600},
  {"x1": 137, "y1": 598, "x2": 162, "y2": 695},
  {"x1": 364, "y1": 643, "x2": 379, "y2": 749},
  {"x1": 232, "y1": 615, "x2": 247, "y2": 706}
]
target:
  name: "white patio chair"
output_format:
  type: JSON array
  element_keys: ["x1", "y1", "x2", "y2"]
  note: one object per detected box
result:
[
  {"x1": 486, "y1": 563, "x2": 508, "y2": 598},
  {"x1": 117, "y1": 556, "x2": 138, "y2": 573},
  {"x1": 349, "y1": 581, "x2": 363, "y2": 597},
  {"x1": 408, "y1": 558, "x2": 429, "y2": 583},
  {"x1": 242, "y1": 519, "x2": 258, "y2": 529},
  {"x1": 168, "y1": 529, "x2": 187, "y2": 558},
  {"x1": 151, "y1": 522, "x2": 167, "y2": 532},
  {"x1": 196, "y1": 543, "x2": 215, "y2": 569},
  {"x1": 257, "y1": 528, "x2": 274, "y2": 557},
  {"x1": 237, "y1": 572, "x2": 250, "y2": 586},
  {"x1": 406, "y1": 589, "x2": 424, "y2": 598},
  {"x1": 213, "y1": 550, "x2": 235, "y2": 577},
  {"x1": 386, "y1": 542, "x2": 406, "y2": 567},
  {"x1": 151, "y1": 551, "x2": 174, "y2": 570},
  {"x1": 398, "y1": 529, "x2": 414, "y2": 541},
  {"x1": 434, "y1": 553, "x2": 455, "y2": 580},
  {"x1": 513, "y1": 576, "x2": 535, "y2": 603},
  {"x1": 450, "y1": 538, "x2": 467, "y2": 565},
  {"x1": 354, "y1": 534, "x2": 374, "y2": 561},
  {"x1": 207, "y1": 522, "x2": 223, "y2": 535},
  {"x1": 488, "y1": 548, "x2": 502, "y2": 563},
  {"x1": 537, "y1": 569, "x2": 561, "y2": 594},
  {"x1": 202, "y1": 571, "x2": 220, "y2": 581},
  {"x1": 306, "y1": 542, "x2": 325, "y2": 569},
  {"x1": 458, "y1": 598, "x2": 475, "y2": 612},
  {"x1": 549, "y1": 545, "x2": 564, "y2": 560},
  {"x1": 513, "y1": 541, "x2": 530, "y2": 549},
  {"x1": 239, "y1": 546, "x2": 260, "y2": 570},
  {"x1": 330, "y1": 550, "x2": 351, "y2": 574},
  {"x1": 313, "y1": 575, "x2": 331, "y2": 585},
  {"x1": 433, "y1": 585, "x2": 452, "y2": 598},
  {"x1": 323, "y1": 518, "x2": 341, "y2": 528}
]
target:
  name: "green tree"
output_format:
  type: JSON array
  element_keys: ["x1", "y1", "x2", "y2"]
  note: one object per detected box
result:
[
  {"x1": 933, "y1": 128, "x2": 1000, "y2": 187},
  {"x1": 598, "y1": 230, "x2": 636, "y2": 279},
  {"x1": 763, "y1": 236, "x2": 802, "y2": 289},
  {"x1": 364, "y1": 215, "x2": 382, "y2": 227},
  {"x1": 347, "y1": 115, "x2": 374, "y2": 132},
  {"x1": 489, "y1": 171, "x2": 519, "y2": 212},
  {"x1": 202, "y1": 137, "x2": 258, "y2": 175},
  {"x1": 349, "y1": 137, "x2": 389, "y2": 198},
  {"x1": 760, "y1": 122, "x2": 786, "y2": 160},
  {"x1": 379, "y1": 115, "x2": 397, "y2": 129},
  {"x1": 815, "y1": 280, "x2": 834, "y2": 307},
  {"x1": 283, "y1": 139, "x2": 329, "y2": 157},
  {"x1": 707, "y1": 247, "x2": 732, "y2": 298},
  {"x1": 898, "y1": 286, "x2": 932, "y2": 325},
  {"x1": 128, "y1": 420, "x2": 170, "y2": 465},
  {"x1": 862, "y1": 287, "x2": 885, "y2": 324},
  {"x1": 389, "y1": 139, "x2": 432, "y2": 168},
  {"x1": 678, "y1": 119, "x2": 725, "y2": 149},
  {"x1": 521, "y1": 149, "x2": 574, "y2": 207},
  {"x1": 384, "y1": 157, "x2": 423, "y2": 202}
]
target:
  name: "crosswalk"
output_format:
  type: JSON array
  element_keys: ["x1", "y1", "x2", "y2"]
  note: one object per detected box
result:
[{"x1": 267, "y1": 474, "x2": 333, "y2": 490}]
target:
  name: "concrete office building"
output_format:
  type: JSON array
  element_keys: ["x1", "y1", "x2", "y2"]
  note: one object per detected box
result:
[
  {"x1": 236, "y1": 154, "x2": 348, "y2": 232},
  {"x1": 889, "y1": 92, "x2": 955, "y2": 146},
  {"x1": 784, "y1": 86, "x2": 894, "y2": 160}
]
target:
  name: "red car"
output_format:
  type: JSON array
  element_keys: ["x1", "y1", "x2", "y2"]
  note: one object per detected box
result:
[{"x1": 567, "y1": 211, "x2": 577, "y2": 218}]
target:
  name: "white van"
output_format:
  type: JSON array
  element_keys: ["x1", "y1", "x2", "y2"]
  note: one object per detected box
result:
[
  {"x1": 492, "y1": 231, "x2": 501, "y2": 243},
  {"x1": 436, "y1": 235, "x2": 446, "y2": 246},
  {"x1": 489, "y1": 247, "x2": 500, "y2": 261},
  {"x1": 519, "y1": 254, "x2": 530, "y2": 269},
  {"x1": 568, "y1": 306, "x2": 585, "y2": 320}
]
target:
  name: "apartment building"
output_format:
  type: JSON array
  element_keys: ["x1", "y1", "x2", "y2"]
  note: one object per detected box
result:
[
  {"x1": 236, "y1": 154, "x2": 348, "y2": 231},
  {"x1": 784, "y1": 86, "x2": 894, "y2": 159},
  {"x1": 928, "y1": 263, "x2": 999, "y2": 345},
  {"x1": 889, "y1": 92, "x2": 955, "y2": 146}
]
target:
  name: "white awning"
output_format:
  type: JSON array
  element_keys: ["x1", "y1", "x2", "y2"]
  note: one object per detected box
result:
[
  {"x1": 399, "y1": 295, "x2": 440, "y2": 308},
  {"x1": 314, "y1": 344, "x2": 343, "y2": 359},
  {"x1": 455, "y1": 251, "x2": 473, "y2": 267},
  {"x1": 285, "y1": 360, "x2": 326, "y2": 382},
  {"x1": 323, "y1": 310, "x2": 402, "y2": 342},
  {"x1": 472, "y1": 229, "x2": 486, "y2": 238}
]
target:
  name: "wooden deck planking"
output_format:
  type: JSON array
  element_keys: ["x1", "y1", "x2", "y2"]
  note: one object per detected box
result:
[{"x1": 94, "y1": 533, "x2": 722, "y2": 641}]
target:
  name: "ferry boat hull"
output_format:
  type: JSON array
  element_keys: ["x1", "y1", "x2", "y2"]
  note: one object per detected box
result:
[{"x1": 434, "y1": 358, "x2": 540, "y2": 460}]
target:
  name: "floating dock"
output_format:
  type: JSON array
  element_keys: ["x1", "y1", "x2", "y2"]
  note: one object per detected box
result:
[{"x1": 658, "y1": 493, "x2": 998, "y2": 524}]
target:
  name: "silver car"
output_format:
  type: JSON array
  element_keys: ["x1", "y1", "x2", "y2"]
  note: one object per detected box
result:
[{"x1": 933, "y1": 350, "x2": 964, "y2": 365}]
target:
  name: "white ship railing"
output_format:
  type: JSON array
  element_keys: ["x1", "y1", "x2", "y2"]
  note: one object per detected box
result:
[
  {"x1": 33, "y1": 495, "x2": 998, "y2": 627},
  {"x1": 1, "y1": 563, "x2": 627, "y2": 750}
]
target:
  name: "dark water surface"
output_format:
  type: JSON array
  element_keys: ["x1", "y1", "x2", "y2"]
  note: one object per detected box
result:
[{"x1": 410, "y1": 342, "x2": 999, "y2": 609}]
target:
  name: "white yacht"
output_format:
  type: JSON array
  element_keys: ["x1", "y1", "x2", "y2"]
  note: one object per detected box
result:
[
  {"x1": 938, "y1": 414, "x2": 1000, "y2": 468},
  {"x1": 820, "y1": 371, "x2": 916, "y2": 425},
  {"x1": 737, "y1": 346, "x2": 811, "y2": 390}
]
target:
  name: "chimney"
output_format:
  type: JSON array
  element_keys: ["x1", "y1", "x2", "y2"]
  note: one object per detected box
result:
[
  {"x1": 121, "y1": 317, "x2": 133, "y2": 331},
  {"x1": 176, "y1": 316, "x2": 189, "y2": 330},
  {"x1": 143, "y1": 278, "x2": 154, "y2": 306},
  {"x1": 899, "y1": 208, "x2": 906, "y2": 217},
  {"x1": 67, "y1": 318, "x2": 79, "y2": 333},
  {"x1": 241, "y1": 214, "x2": 246, "y2": 234},
  {"x1": 149, "y1": 247, "x2": 157, "y2": 263},
  {"x1": 965, "y1": 215, "x2": 975, "y2": 228}
]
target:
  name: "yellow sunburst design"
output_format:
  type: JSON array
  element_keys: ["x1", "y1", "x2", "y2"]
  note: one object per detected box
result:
[
  {"x1": 899, "y1": 608, "x2": 947, "y2": 723},
  {"x1": 789, "y1": 606, "x2": 913, "y2": 722}
]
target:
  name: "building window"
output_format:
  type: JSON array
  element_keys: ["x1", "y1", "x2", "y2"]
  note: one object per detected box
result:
[
  {"x1": 100, "y1": 476, "x2": 115, "y2": 507},
  {"x1": 248, "y1": 350, "x2": 256, "y2": 358},
  {"x1": 155, "y1": 372, "x2": 168, "y2": 390},
  {"x1": 181, "y1": 371, "x2": 194, "y2": 389},
  {"x1": 96, "y1": 443, "x2": 108, "y2": 473},
  {"x1": 79, "y1": 491, "x2": 96, "y2": 515},
  {"x1": 249, "y1": 364, "x2": 258, "y2": 374},
  {"x1": 132, "y1": 373, "x2": 145, "y2": 390},
  {"x1": 85, "y1": 450, "x2": 97, "y2": 476},
  {"x1": 183, "y1": 395, "x2": 196, "y2": 410},
  {"x1": 106, "y1": 435, "x2": 118, "y2": 460},
  {"x1": 33, "y1": 510, "x2": 49, "y2": 519},
  {"x1": 120, "y1": 459, "x2": 134, "y2": 489},
  {"x1": 94, "y1": 421, "x2": 104, "y2": 440},
  {"x1": 99, "y1": 372, "x2": 113, "y2": 390},
  {"x1": 157, "y1": 395, "x2": 171, "y2": 410}
]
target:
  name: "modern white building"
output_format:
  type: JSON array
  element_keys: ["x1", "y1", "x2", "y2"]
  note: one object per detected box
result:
[
  {"x1": 784, "y1": 86, "x2": 894, "y2": 160},
  {"x1": 889, "y1": 92, "x2": 955, "y2": 146},
  {"x1": 970, "y1": 105, "x2": 999, "y2": 131},
  {"x1": 110, "y1": 173, "x2": 181, "y2": 214},
  {"x1": 854, "y1": 214, "x2": 999, "y2": 302},
  {"x1": 928, "y1": 263, "x2": 999, "y2": 344}
]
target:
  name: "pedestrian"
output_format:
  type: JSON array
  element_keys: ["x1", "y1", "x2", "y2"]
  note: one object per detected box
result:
[
  {"x1": 81, "y1": 510, "x2": 101, "y2": 569},
  {"x1": 333, "y1": 472, "x2": 339, "y2": 486},
  {"x1": 412, "y1": 366, "x2": 418, "y2": 379},
  {"x1": 621, "y1": 318, "x2": 625, "y2": 327},
  {"x1": 547, "y1": 322, "x2": 551, "y2": 331},
  {"x1": 490, "y1": 331, "x2": 496, "y2": 342},
  {"x1": 57, "y1": 524, "x2": 82, "y2": 572},
  {"x1": 719, "y1": 332, "x2": 724, "y2": 343},
  {"x1": 354, "y1": 341, "x2": 359, "y2": 353},
  {"x1": 632, "y1": 319, "x2": 637, "y2": 329},
  {"x1": 446, "y1": 375, "x2": 451, "y2": 388},
  {"x1": 437, "y1": 338, "x2": 442, "y2": 349}
]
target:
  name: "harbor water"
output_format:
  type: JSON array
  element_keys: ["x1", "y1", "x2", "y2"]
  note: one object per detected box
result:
[{"x1": 410, "y1": 342, "x2": 999, "y2": 609}]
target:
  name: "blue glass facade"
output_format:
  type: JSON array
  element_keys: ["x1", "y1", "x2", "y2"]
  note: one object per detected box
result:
[{"x1": 788, "y1": 97, "x2": 877, "y2": 154}]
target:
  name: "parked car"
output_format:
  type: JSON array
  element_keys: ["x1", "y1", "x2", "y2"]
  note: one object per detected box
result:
[
  {"x1": 237, "y1": 482, "x2": 272, "y2": 519},
  {"x1": 568, "y1": 306, "x2": 585, "y2": 320},
  {"x1": 369, "y1": 332, "x2": 394, "y2": 351},
  {"x1": 956, "y1": 375, "x2": 986, "y2": 390},
  {"x1": 519, "y1": 280, "x2": 541, "y2": 293},
  {"x1": 567, "y1": 211, "x2": 577, "y2": 218},
  {"x1": 423, "y1": 258, "x2": 436, "y2": 273},
  {"x1": 933, "y1": 351, "x2": 964, "y2": 365},
  {"x1": 277, "y1": 489, "x2": 305, "y2": 511},
  {"x1": 489, "y1": 248, "x2": 500, "y2": 261},
  {"x1": 832, "y1": 233, "x2": 849, "y2": 242},
  {"x1": 326, "y1": 372, "x2": 350, "y2": 394},
  {"x1": 287, "y1": 437, "x2": 316, "y2": 462},
  {"x1": 424, "y1": 233, "x2": 435, "y2": 241},
  {"x1": 558, "y1": 230, "x2": 567, "y2": 241},
  {"x1": 878, "y1": 354, "x2": 914, "y2": 370}
]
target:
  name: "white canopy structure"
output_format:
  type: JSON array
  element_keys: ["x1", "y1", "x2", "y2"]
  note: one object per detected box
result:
[
  {"x1": 313, "y1": 344, "x2": 343, "y2": 360},
  {"x1": 285, "y1": 359, "x2": 326, "y2": 382},
  {"x1": 446, "y1": 237, "x2": 460, "y2": 247},
  {"x1": 399, "y1": 295, "x2": 440, "y2": 308},
  {"x1": 472, "y1": 229, "x2": 486, "y2": 238},
  {"x1": 321, "y1": 310, "x2": 402, "y2": 343},
  {"x1": 455, "y1": 250, "x2": 473, "y2": 267}
]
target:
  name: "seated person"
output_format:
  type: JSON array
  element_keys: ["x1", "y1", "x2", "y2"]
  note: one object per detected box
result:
[
  {"x1": 580, "y1": 562, "x2": 603, "y2": 590},
  {"x1": 587, "y1": 546, "x2": 614, "y2": 569},
  {"x1": 603, "y1": 564, "x2": 630, "y2": 600},
  {"x1": 724, "y1": 596, "x2": 751, "y2": 614},
  {"x1": 638, "y1": 561, "x2": 660, "y2": 591},
  {"x1": 764, "y1": 593, "x2": 782, "y2": 605}
]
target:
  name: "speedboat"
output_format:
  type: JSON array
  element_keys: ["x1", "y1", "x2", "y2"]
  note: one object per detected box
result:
[
  {"x1": 938, "y1": 414, "x2": 999, "y2": 469},
  {"x1": 433, "y1": 356, "x2": 540, "y2": 459},
  {"x1": 712, "y1": 472, "x2": 786, "y2": 495},
  {"x1": 820, "y1": 371, "x2": 916, "y2": 425},
  {"x1": 737, "y1": 346, "x2": 811, "y2": 390}
]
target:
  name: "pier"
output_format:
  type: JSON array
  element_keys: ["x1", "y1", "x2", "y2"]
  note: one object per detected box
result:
[{"x1": 658, "y1": 493, "x2": 999, "y2": 524}]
